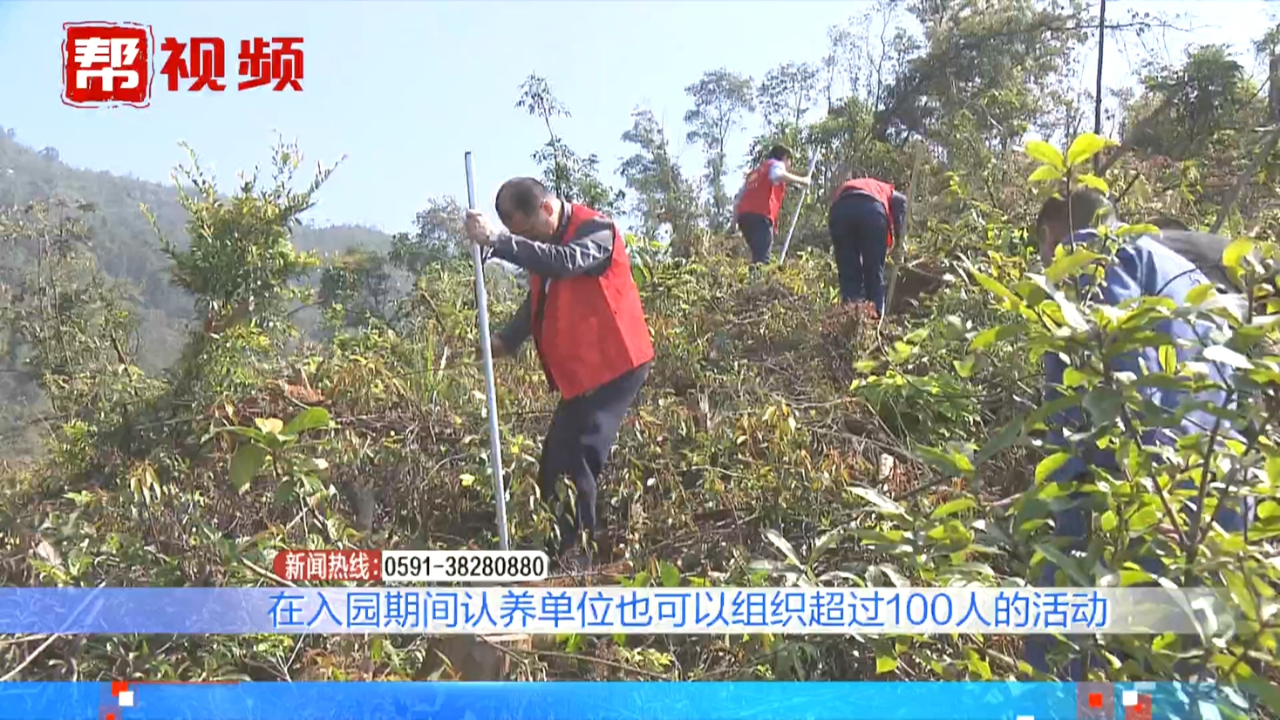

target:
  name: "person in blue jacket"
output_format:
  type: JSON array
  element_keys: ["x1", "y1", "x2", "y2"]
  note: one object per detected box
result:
[{"x1": 1024, "y1": 189, "x2": 1255, "y2": 677}]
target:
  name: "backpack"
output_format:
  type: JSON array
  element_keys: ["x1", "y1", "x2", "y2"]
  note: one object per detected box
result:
[
  {"x1": 1147, "y1": 216, "x2": 1191, "y2": 231},
  {"x1": 1149, "y1": 229, "x2": 1233, "y2": 290}
]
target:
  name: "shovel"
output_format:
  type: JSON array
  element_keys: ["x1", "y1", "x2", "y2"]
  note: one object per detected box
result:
[
  {"x1": 880, "y1": 142, "x2": 925, "y2": 329},
  {"x1": 464, "y1": 151, "x2": 511, "y2": 551},
  {"x1": 777, "y1": 150, "x2": 821, "y2": 265}
]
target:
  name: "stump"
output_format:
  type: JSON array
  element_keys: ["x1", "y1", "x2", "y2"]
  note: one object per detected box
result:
[
  {"x1": 437, "y1": 634, "x2": 531, "y2": 680},
  {"x1": 888, "y1": 264, "x2": 946, "y2": 314}
]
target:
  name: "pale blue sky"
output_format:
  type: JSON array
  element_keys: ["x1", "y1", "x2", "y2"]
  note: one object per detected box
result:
[{"x1": 0, "y1": 1, "x2": 1274, "y2": 235}]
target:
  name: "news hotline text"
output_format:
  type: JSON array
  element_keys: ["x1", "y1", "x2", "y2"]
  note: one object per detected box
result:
[{"x1": 273, "y1": 549, "x2": 550, "y2": 583}]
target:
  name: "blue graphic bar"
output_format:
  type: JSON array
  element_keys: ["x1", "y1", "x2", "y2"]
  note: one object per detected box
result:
[
  {"x1": 0, "y1": 681, "x2": 1245, "y2": 720},
  {"x1": 0, "y1": 587, "x2": 1225, "y2": 635}
]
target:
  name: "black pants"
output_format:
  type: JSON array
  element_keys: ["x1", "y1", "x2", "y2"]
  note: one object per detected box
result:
[
  {"x1": 539, "y1": 362, "x2": 650, "y2": 552},
  {"x1": 828, "y1": 195, "x2": 889, "y2": 313},
  {"x1": 736, "y1": 212, "x2": 774, "y2": 264}
]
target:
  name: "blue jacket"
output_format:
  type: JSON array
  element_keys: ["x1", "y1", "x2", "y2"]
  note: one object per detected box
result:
[{"x1": 1042, "y1": 232, "x2": 1248, "y2": 539}]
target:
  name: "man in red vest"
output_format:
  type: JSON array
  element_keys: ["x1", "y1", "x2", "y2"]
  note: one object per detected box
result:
[
  {"x1": 463, "y1": 177, "x2": 655, "y2": 570},
  {"x1": 828, "y1": 175, "x2": 907, "y2": 316},
  {"x1": 733, "y1": 144, "x2": 812, "y2": 264}
]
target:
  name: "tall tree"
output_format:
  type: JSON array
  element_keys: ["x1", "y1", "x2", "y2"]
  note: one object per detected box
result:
[
  {"x1": 683, "y1": 69, "x2": 756, "y2": 231},
  {"x1": 1125, "y1": 46, "x2": 1261, "y2": 162},
  {"x1": 154, "y1": 140, "x2": 330, "y2": 337},
  {"x1": 758, "y1": 62, "x2": 821, "y2": 132},
  {"x1": 389, "y1": 195, "x2": 466, "y2": 275},
  {"x1": 318, "y1": 247, "x2": 395, "y2": 328},
  {"x1": 516, "y1": 74, "x2": 573, "y2": 199},
  {"x1": 516, "y1": 73, "x2": 625, "y2": 215},
  {"x1": 619, "y1": 108, "x2": 701, "y2": 252},
  {"x1": 827, "y1": 0, "x2": 910, "y2": 117},
  {"x1": 881, "y1": 0, "x2": 1089, "y2": 150},
  {"x1": 0, "y1": 199, "x2": 140, "y2": 421}
]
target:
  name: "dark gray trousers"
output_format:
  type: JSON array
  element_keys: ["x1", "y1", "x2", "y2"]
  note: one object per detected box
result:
[
  {"x1": 736, "y1": 212, "x2": 774, "y2": 264},
  {"x1": 538, "y1": 362, "x2": 650, "y2": 552}
]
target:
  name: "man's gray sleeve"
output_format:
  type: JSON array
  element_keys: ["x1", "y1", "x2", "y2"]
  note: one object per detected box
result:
[
  {"x1": 488, "y1": 218, "x2": 616, "y2": 278},
  {"x1": 496, "y1": 293, "x2": 533, "y2": 352},
  {"x1": 890, "y1": 191, "x2": 908, "y2": 242}
]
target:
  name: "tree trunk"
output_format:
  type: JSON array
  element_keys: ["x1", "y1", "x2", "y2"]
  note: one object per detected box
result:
[
  {"x1": 437, "y1": 634, "x2": 531, "y2": 680},
  {"x1": 1093, "y1": 0, "x2": 1107, "y2": 174},
  {"x1": 1271, "y1": 53, "x2": 1280, "y2": 123}
]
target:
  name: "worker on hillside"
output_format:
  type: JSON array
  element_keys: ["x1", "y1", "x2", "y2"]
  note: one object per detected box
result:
[
  {"x1": 1026, "y1": 188, "x2": 1254, "y2": 677},
  {"x1": 733, "y1": 144, "x2": 812, "y2": 264},
  {"x1": 463, "y1": 177, "x2": 655, "y2": 571},
  {"x1": 827, "y1": 174, "x2": 907, "y2": 316}
]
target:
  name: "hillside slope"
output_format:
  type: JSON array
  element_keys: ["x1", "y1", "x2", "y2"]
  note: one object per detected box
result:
[
  {"x1": 0, "y1": 127, "x2": 1275, "y2": 697},
  {"x1": 0, "y1": 126, "x2": 395, "y2": 369},
  {"x1": 0, "y1": 127, "x2": 400, "y2": 459}
]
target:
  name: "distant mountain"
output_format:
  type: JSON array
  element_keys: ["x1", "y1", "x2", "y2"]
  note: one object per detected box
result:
[{"x1": 0, "y1": 125, "x2": 397, "y2": 370}]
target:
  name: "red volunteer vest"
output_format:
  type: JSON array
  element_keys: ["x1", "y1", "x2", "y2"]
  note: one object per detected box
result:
[
  {"x1": 835, "y1": 177, "x2": 896, "y2": 249},
  {"x1": 529, "y1": 204, "x2": 655, "y2": 400},
  {"x1": 736, "y1": 160, "x2": 787, "y2": 224}
]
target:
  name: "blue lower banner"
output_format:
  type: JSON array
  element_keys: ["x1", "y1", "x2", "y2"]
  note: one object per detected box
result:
[
  {"x1": 0, "y1": 587, "x2": 1227, "y2": 635},
  {"x1": 0, "y1": 681, "x2": 1247, "y2": 720}
]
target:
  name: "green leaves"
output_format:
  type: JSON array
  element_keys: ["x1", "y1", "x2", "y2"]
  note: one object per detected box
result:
[
  {"x1": 1028, "y1": 165, "x2": 1063, "y2": 182},
  {"x1": 1114, "y1": 223, "x2": 1160, "y2": 238},
  {"x1": 810, "y1": 526, "x2": 846, "y2": 562},
  {"x1": 1082, "y1": 388, "x2": 1123, "y2": 425},
  {"x1": 21, "y1": 108, "x2": 1280, "y2": 688},
  {"x1": 915, "y1": 445, "x2": 975, "y2": 478},
  {"x1": 1240, "y1": 679, "x2": 1280, "y2": 718},
  {"x1": 1065, "y1": 133, "x2": 1116, "y2": 168},
  {"x1": 1075, "y1": 173, "x2": 1108, "y2": 194},
  {"x1": 219, "y1": 408, "x2": 332, "y2": 447},
  {"x1": 1025, "y1": 134, "x2": 1117, "y2": 191},
  {"x1": 930, "y1": 497, "x2": 977, "y2": 520},
  {"x1": 1099, "y1": 510, "x2": 1117, "y2": 532},
  {"x1": 967, "y1": 267, "x2": 1021, "y2": 308},
  {"x1": 976, "y1": 417, "x2": 1024, "y2": 465},
  {"x1": 658, "y1": 560, "x2": 681, "y2": 588},
  {"x1": 1034, "y1": 542, "x2": 1092, "y2": 586},
  {"x1": 1025, "y1": 140, "x2": 1064, "y2": 170},
  {"x1": 215, "y1": 407, "x2": 333, "y2": 493},
  {"x1": 1222, "y1": 238, "x2": 1255, "y2": 269},
  {"x1": 230, "y1": 443, "x2": 267, "y2": 493},
  {"x1": 1035, "y1": 452, "x2": 1071, "y2": 483},
  {"x1": 284, "y1": 406, "x2": 332, "y2": 435},
  {"x1": 964, "y1": 649, "x2": 993, "y2": 680},
  {"x1": 1185, "y1": 283, "x2": 1216, "y2": 307},
  {"x1": 163, "y1": 140, "x2": 337, "y2": 332},
  {"x1": 846, "y1": 486, "x2": 909, "y2": 517},
  {"x1": 1045, "y1": 247, "x2": 1105, "y2": 285},
  {"x1": 969, "y1": 324, "x2": 1020, "y2": 352},
  {"x1": 887, "y1": 340, "x2": 916, "y2": 363}
]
